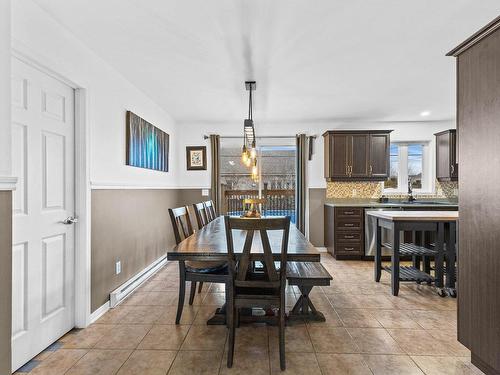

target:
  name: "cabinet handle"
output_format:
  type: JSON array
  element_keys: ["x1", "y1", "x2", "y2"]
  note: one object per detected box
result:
[
  {"x1": 344, "y1": 211, "x2": 354, "y2": 215},
  {"x1": 369, "y1": 165, "x2": 373, "y2": 175},
  {"x1": 344, "y1": 223, "x2": 355, "y2": 227},
  {"x1": 349, "y1": 165, "x2": 353, "y2": 176},
  {"x1": 451, "y1": 165, "x2": 455, "y2": 174},
  {"x1": 344, "y1": 235, "x2": 354, "y2": 239},
  {"x1": 345, "y1": 164, "x2": 348, "y2": 176},
  {"x1": 344, "y1": 247, "x2": 354, "y2": 251}
]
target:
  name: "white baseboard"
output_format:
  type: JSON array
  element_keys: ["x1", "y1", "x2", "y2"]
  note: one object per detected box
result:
[
  {"x1": 109, "y1": 255, "x2": 169, "y2": 308},
  {"x1": 90, "y1": 301, "x2": 110, "y2": 324}
]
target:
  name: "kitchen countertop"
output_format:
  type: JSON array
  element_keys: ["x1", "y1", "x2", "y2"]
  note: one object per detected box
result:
[
  {"x1": 367, "y1": 210, "x2": 459, "y2": 221},
  {"x1": 324, "y1": 199, "x2": 458, "y2": 208}
]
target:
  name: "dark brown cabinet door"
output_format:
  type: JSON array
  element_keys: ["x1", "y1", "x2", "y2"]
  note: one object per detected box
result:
[
  {"x1": 349, "y1": 134, "x2": 369, "y2": 178},
  {"x1": 369, "y1": 133, "x2": 390, "y2": 178},
  {"x1": 450, "y1": 131, "x2": 458, "y2": 179},
  {"x1": 330, "y1": 134, "x2": 349, "y2": 179},
  {"x1": 435, "y1": 130, "x2": 458, "y2": 181}
]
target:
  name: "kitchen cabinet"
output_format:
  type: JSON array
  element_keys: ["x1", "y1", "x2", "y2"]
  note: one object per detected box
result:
[
  {"x1": 369, "y1": 133, "x2": 391, "y2": 178},
  {"x1": 323, "y1": 130, "x2": 391, "y2": 181},
  {"x1": 324, "y1": 205, "x2": 364, "y2": 259},
  {"x1": 448, "y1": 16, "x2": 500, "y2": 375},
  {"x1": 435, "y1": 129, "x2": 458, "y2": 181}
]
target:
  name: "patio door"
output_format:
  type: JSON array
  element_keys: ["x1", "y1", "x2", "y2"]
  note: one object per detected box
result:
[
  {"x1": 219, "y1": 139, "x2": 296, "y2": 223},
  {"x1": 11, "y1": 58, "x2": 76, "y2": 371}
]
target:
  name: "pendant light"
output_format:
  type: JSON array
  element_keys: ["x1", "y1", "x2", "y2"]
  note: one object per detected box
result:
[{"x1": 241, "y1": 81, "x2": 258, "y2": 179}]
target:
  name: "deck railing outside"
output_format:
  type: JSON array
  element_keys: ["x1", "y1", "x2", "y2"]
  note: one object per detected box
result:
[{"x1": 222, "y1": 185, "x2": 296, "y2": 223}]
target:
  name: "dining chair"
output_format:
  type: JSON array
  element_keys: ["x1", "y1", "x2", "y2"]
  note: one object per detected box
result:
[
  {"x1": 204, "y1": 200, "x2": 216, "y2": 221},
  {"x1": 192, "y1": 202, "x2": 211, "y2": 293},
  {"x1": 224, "y1": 216, "x2": 291, "y2": 371},
  {"x1": 193, "y1": 202, "x2": 210, "y2": 230},
  {"x1": 169, "y1": 206, "x2": 228, "y2": 324}
]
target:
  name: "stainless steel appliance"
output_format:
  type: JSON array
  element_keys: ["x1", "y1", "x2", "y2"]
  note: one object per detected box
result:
[{"x1": 365, "y1": 207, "x2": 403, "y2": 256}]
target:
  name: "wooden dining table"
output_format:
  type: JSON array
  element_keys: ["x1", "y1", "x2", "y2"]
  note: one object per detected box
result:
[{"x1": 167, "y1": 216, "x2": 322, "y2": 324}]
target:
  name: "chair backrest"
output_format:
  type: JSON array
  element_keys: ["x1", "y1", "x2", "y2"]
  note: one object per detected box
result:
[
  {"x1": 193, "y1": 202, "x2": 209, "y2": 230},
  {"x1": 224, "y1": 216, "x2": 291, "y2": 289},
  {"x1": 169, "y1": 206, "x2": 194, "y2": 245},
  {"x1": 204, "y1": 200, "x2": 216, "y2": 222}
]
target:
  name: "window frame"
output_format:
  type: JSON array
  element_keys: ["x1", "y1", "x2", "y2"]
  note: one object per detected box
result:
[{"x1": 383, "y1": 141, "x2": 432, "y2": 194}]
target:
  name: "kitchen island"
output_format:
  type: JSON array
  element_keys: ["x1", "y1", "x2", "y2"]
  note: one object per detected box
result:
[
  {"x1": 368, "y1": 210, "x2": 459, "y2": 296},
  {"x1": 324, "y1": 199, "x2": 458, "y2": 259}
]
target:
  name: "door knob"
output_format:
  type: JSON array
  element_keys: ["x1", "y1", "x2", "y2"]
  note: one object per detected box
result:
[{"x1": 62, "y1": 216, "x2": 78, "y2": 225}]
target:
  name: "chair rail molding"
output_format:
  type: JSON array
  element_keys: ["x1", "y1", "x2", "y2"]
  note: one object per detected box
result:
[{"x1": 0, "y1": 176, "x2": 18, "y2": 190}]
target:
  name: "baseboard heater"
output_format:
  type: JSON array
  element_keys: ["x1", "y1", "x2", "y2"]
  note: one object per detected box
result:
[{"x1": 109, "y1": 254, "x2": 169, "y2": 308}]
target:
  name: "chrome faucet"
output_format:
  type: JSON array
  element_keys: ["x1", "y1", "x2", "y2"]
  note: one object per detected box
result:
[{"x1": 408, "y1": 177, "x2": 416, "y2": 202}]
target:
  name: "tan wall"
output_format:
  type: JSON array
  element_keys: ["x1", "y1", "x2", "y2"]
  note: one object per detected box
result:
[
  {"x1": 0, "y1": 191, "x2": 12, "y2": 374},
  {"x1": 308, "y1": 188, "x2": 326, "y2": 247},
  {"x1": 91, "y1": 188, "x2": 205, "y2": 312}
]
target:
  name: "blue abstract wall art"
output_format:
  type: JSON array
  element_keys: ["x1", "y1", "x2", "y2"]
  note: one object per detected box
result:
[{"x1": 126, "y1": 111, "x2": 169, "y2": 172}]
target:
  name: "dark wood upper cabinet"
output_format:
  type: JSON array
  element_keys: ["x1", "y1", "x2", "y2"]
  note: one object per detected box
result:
[
  {"x1": 326, "y1": 133, "x2": 350, "y2": 179},
  {"x1": 369, "y1": 133, "x2": 391, "y2": 178},
  {"x1": 435, "y1": 129, "x2": 458, "y2": 181},
  {"x1": 323, "y1": 130, "x2": 392, "y2": 181}
]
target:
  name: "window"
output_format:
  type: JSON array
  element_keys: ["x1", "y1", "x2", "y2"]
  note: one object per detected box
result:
[
  {"x1": 384, "y1": 142, "x2": 430, "y2": 192},
  {"x1": 408, "y1": 144, "x2": 423, "y2": 189},
  {"x1": 385, "y1": 144, "x2": 399, "y2": 189},
  {"x1": 219, "y1": 139, "x2": 296, "y2": 222}
]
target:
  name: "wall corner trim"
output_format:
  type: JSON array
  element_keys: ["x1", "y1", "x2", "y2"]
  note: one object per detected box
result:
[
  {"x1": 89, "y1": 301, "x2": 110, "y2": 324},
  {"x1": 0, "y1": 176, "x2": 18, "y2": 190}
]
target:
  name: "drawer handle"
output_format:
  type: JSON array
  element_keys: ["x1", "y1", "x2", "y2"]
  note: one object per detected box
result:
[
  {"x1": 345, "y1": 247, "x2": 354, "y2": 251},
  {"x1": 344, "y1": 223, "x2": 355, "y2": 227},
  {"x1": 344, "y1": 211, "x2": 354, "y2": 215},
  {"x1": 344, "y1": 235, "x2": 355, "y2": 239}
]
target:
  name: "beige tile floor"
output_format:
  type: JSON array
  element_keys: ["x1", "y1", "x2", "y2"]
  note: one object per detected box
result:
[{"x1": 17, "y1": 254, "x2": 484, "y2": 375}]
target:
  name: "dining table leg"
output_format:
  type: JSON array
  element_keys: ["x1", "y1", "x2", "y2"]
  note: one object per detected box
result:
[
  {"x1": 206, "y1": 304, "x2": 227, "y2": 325},
  {"x1": 288, "y1": 285, "x2": 326, "y2": 323}
]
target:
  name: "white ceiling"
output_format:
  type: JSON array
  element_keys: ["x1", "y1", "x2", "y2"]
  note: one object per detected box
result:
[{"x1": 33, "y1": 0, "x2": 500, "y2": 124}]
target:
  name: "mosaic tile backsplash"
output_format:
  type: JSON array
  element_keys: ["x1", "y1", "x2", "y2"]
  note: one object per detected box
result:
[{"x1": 326, "y1": 180, "x2": 458, "y2": 200}]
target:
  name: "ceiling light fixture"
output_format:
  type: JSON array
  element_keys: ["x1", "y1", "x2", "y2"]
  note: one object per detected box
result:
[
  {"x1": 241, "y1": 81, "x2": 258, "y2": 180},
  {"x1": 420, "y1": 110, "x2": 431, "y2": 117}
]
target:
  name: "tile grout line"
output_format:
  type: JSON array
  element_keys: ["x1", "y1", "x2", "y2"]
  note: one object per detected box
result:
[
  {"x1": 116, "y1": 323, "x2": 155, "y2": 374},
  {"x1": 165, "y1": 303, "x2": 198, "y2": 374}
]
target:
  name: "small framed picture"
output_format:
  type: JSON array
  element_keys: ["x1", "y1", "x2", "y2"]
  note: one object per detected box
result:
[{"x1": 186, "y1": 146, "x2": 207, "y2": 170}]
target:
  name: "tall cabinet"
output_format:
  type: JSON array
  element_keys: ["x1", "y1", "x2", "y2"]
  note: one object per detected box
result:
[{"x1": 448, "y1": 17, "x2": 500, "y2": 375}]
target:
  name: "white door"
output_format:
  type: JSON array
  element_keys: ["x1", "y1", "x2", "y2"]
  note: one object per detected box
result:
[{"x1": 11, "y1": 58, "x2": 75, "y2": 372}]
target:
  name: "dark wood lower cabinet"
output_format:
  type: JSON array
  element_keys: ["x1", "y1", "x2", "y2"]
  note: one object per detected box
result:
[{"x1": 325, "y1": 205, "x2": 364, "y2": 259}]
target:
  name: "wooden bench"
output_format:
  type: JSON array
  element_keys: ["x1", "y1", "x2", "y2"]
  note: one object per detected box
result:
[{"x1": 286, "y1": 262, "x2": 333, "y2": 322}]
